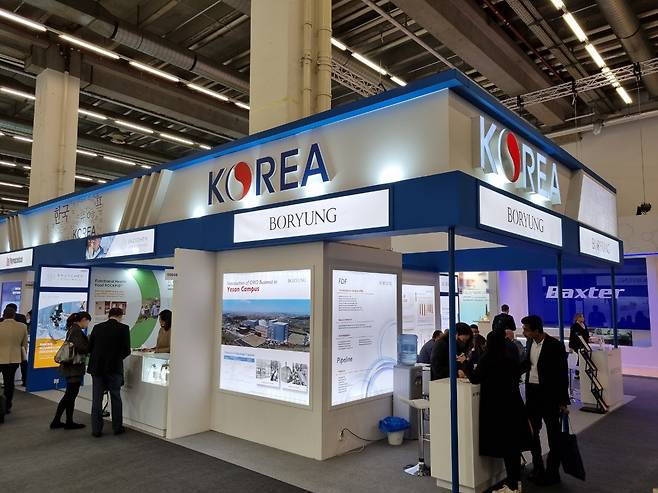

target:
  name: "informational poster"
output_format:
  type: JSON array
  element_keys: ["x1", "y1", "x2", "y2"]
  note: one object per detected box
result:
[
  {"x1": 0, "y1": 281, "x2": 22, "y2": 313},
  {"x1": 440, "y1": 295, "x2": 450, "y2": 329},
  {"x1": 459, "y1": 272, "x2": 490, "y2": 325},
  {"x1": 85, "y1": 229, "x2": 155, "y2": 260},
  {"x1": 89, "y1": 267, "x2": 173, "y2": 349},
  {"x1": 34, "y1": 291, "x2": 88, "y2": 368},
  {"x1": 401, "y1": 284, "x2": 436, "y2": 351},
  {"x1": 331, "y1": 270, "x2": 397, "y2": 406},
  {"x1": 220, "y1": 270, "x2": 311, "y2": 405}
]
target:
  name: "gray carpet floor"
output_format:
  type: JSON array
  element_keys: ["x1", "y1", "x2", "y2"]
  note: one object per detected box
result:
[{"x1": 0, "y1": 391, "x2": 308, "y2": 493}]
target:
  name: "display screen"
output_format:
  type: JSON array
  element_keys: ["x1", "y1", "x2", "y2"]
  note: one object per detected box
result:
[
  {"x1": 89, "y1": 268, "x2": 173, "y2": 349},
  {"x1": 40, "y1": 267, "x2": 89, "y2": 288},
  {"x1": 527, "y1": 258, "x2": 650, "y2": 347},
  {"x1": 0, "y1": 281, "x2": 22, "y2": 313},
  {"x1": 331, "y1": 270, "x2": 397, "y2": 406},
  {"x1": 34, "y1": 291, "x2": 88, "y2": 368},
  {"x1": 85, "y1": 229, "x2": 155, "y2": 260},
  {"x1": 220, "y1": 270, "x2": 311, "y2": 406},
  {"x1": 401, "y1": 284, "x2": 436, "y2": 352}
]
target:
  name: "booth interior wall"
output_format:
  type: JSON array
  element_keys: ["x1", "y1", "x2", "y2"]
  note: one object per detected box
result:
[
  {"x1": 321, "y1": 242, "x2": 402, "y2": 459},
  {"x1": 497, "y1": 270, "x2": 529, "y2": 328},
  {"x1": 166, "y1": 249, "x2": 217, "y2": 439},
  {"x1": 212, "y1": 243, "x2": 325, "y2": 459}
]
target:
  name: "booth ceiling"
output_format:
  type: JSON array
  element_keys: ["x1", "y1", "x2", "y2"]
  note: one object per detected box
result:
[{"x1": 0, "y1": 0, "x2": 656, "y2": 212}]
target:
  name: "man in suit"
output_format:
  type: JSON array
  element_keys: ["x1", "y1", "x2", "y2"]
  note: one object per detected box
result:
[
  {"x1": 87, "y1": 307, "x2": 131, "y2": 437},
  {"x1": 0, "y1": 306, "x2": 28, "y2": 414},
  {"x1": 521, "y1": 315, "x2": 570, "y2": 486},
  {"x1": 492, "y1": 304, "x2": 516, "y2": 333},
  {"x1": 430, "y1": 322, "x2": 472, "y2": 380}
]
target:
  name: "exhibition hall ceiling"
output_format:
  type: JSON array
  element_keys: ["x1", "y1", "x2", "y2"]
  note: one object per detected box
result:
[{"x1": 0, "y1": 0, "x2": 656, "y2": 212}]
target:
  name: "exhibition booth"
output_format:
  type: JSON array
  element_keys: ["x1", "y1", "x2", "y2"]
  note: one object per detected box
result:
[{"x1": 0, "y1": 70, "x2": 627, "y2": 492}]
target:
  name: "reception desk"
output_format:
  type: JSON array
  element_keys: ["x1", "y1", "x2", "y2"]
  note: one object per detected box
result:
[
  {"x1": 430, "y1": 379, "x2": 505, "y2": 493},
  {"x1": 580, "y1": 347, "x2": 623, "y2": 409}
]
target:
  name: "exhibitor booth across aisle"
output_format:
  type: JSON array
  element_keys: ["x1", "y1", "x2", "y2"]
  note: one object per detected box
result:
[{"x1": 0, "y1": 70, "x2": 625, "y2": 493}]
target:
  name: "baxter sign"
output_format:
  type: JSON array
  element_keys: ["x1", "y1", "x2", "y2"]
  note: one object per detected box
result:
[{"x1": 477, "y1": 116, "x2": 561, "y2": 205}]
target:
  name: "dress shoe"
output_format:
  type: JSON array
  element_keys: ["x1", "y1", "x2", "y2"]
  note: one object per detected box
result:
[
  {"x1": 50, "y1": 421, "x2": 65, "y2": 429},
  {"x1": 92, "y1": 432, "x2": 103, "y2": 438},
  {"x1": 64, "y1": 423, "x2": 86, "y2": 430},
  {"x1": 114, "y1": 427, "x2": 126, "y2": 436}
]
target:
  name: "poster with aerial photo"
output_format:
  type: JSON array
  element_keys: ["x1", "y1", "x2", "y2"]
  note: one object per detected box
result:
[{"x1": 220, "y1": 269, "x2": 311, "y2": 406}]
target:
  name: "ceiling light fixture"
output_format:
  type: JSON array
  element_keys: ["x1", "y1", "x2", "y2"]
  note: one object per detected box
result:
[
  {"x1": 159, "y1": 132, "x2": 194, "y2": 145},
  {"x1": 331, "y1": 38, "x2": 347, "y2": 51},
  {"x1": 103, "y1": 155, "x2": 135, "y2": 166},
  {"x1": 390, "y1": 76, "x2": 407, "y2": 87},
  {"x1": 60, "y1": 34, "x2": 119, "y2": 60},
  {"x1": 141, "y1": 164, "x2": 152, "y2": 169},
  {"x1": 186, "y1": 83, "x2": 229, "y2": 101},
  {"x1": 78, "y1": 108, "x2": 107, "y2": 120},
  {"x1": 351, "y1": 52, "x2": 387, "y2": 75},
  {"x1": 129, "y1": 61, "x2": 180, "y2": 82},
  {"x1": 0, "y1": 181, "x2": 22, "y2": 188},
  {"x1": 550, "y1": 0, "x2": 564, "y2": 9},
  {"x1": 0, "y1": 161, "x2": 17, "y2": 167},
  {"x1": 234, "y1": 101, "x2": 250, "y2": 110},
  {"x1": 22, "y1": 165, "x2": 31, "y2": 170},
  {"x1": 0, "y1": 87, "x2": 36, "y2": 100},
  {"x1": 13, "y1": 135, "x2": 33, "y2": 143},
  {"x1": 198, "y1": 144, "x2": 212, "y2": 150},
  {"x1": 76, "y1": 149, "x2": 98, "y2": 157},
  {"x1": 0, "y1": 8, "x2": 46, "y2": 32},
  {"x1": 616, "y1": 86, "x2": 632, "y2": 104},
  {"x1": 585, "y1": 44, "x2": 606, "y2": 68},
  {"x1": 563, "y1": 13, "x2": 587, "y2": 42},
  {"x1": 75, "y1": 175, "x2": 94, "y2": 182},
  {"x1": 2, "y1": 197, "x2": 27, "y2": 204},
  {"x1": 114, "y1": 120, "x2": 154, "y2": 134},
  {"x1": 97, "y1": 179, "x2": 107, "y2": 184}
]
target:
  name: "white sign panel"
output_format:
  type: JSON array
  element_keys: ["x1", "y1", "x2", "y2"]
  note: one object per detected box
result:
[
  {"x1": 479, "y1": 185, "x2": 563, "y2": 247},
  {"x1": 0, "y1": 249, "x2": 33, "y2": 270},
  {"x1": 86, "y1": 229, "x2": 155, "y2": 260},
  {"x1": 579, "y1": 226, "x2": 620, "y2": 263},
  {"x1": 578, "y1": 174, "x2": 618, "y2": 237},
  {"x1": 331, "y1": 270, "x2": 397, "y2": 406},
  {"x1": 402, "y1": 284, "x2": 436, "y2": 351},
  {"x1": 234, "y1": 190, "x2": 389, "y2": 243},
  {"x1": 40, "y1": 267, "x2": 89, "y2": 288},
  {"x1": 220, "y1": 270, "x2": 311, "y2": 406}
]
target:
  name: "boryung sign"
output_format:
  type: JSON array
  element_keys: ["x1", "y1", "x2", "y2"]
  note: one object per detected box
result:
[{"x1": 476, "y1": 116, "x2": 562, "y2": 205}]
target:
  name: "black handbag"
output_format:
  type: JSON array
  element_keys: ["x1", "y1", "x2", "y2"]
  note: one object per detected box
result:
[{"x1": 560, "y1": 414, "x2": 586, "y2": 481}]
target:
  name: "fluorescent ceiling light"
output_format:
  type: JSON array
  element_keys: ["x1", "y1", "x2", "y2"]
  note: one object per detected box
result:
[
  {"x1": 0, "y1": 9, "x2": 46, "y2": 32},
  {"x1": 75, "y1": 175, "x2": 94, "y2": 182},
  {"x1": 76, "y1": 149, "x2": 98, "y2": 157},
  {"x1": 390, "y1": 76, "x2": 407, "y2": 87},
  {"x1": 159, "y1": 132, "x2": 194, "y2": 145},
  {"x1": 78, "y1": 108, "x2": 107, "y2": 120},
  {"x1": 2, "y1": 197, "x2": 27, "y2": 204},
  {"x1": 550, "y1": 0, "x2": 564, "y2": 9},
  {"x1": 13, "y1": 135, "x2": 33, "y2": 143},
  {"x1": 351, "y1": 52, "x2": 387, "y2": 75},
  {"x1": 59, "y1": 34, "x2": 119, "y2": 60},
  {"x1": 129, "y1": 61, "x2": 180, "y2": 82},
  {"x1": 0, "y1": 161, "x2": 17, "y2": 167},
  {"x1": 186, "y1": 83, "x2": 229, "y2": 101},
  {"x1": 563, "y1": 13, "x2": 587, "y2": 42},
  {"x1": 198, "y1": 144, "x2": 211, "y2": 150},
  {"x1": 616, "y1": 86, "x2": 632, "y2": 104},
  {"x1": 141, "y1": 164, "x2": 152, "y2": 169},
  {"x1": 0, "y1": 181, "x2": 22, "y2": 188},
  {"x1": 585, "y1": 44, "x2": 606, "y2": 68},
  {"x1": 234, "y1": 101, "x2": 250, "y2": 110},
  {"x1": 103, "y1": 155, "x2": 135, "y2": 166},
  {"x1": 114, "y1": 120, "x2": 154, "y2": 134},
  {"x1": 97, "y1": 179, "x2": 107, "y2": 184},
  {"x1": 1, "y1": 87, "x2": 35, "y2": 100},
  {"x1": 331, "y1": 38, "x2": 347, "y2": 51},
  {"x1": 23, "y1": 165, "x2": 31, "y2": 170},
  {"x1": 0, "y1": 131, "x2": 4, "y2": 136}
]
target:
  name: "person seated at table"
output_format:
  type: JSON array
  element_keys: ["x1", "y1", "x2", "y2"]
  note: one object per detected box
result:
[{"x1": 430, "y1": 322, "x2": 472, "y2": 380}]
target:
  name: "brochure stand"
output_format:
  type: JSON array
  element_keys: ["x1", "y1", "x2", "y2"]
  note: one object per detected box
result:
[{"x1": 577, "y1": 335, "x2": 608, "y2": 414}]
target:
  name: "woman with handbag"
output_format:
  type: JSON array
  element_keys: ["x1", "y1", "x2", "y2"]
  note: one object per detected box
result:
[{"x1": 50, "y1": 312, "x2": 91, "y2": 430}]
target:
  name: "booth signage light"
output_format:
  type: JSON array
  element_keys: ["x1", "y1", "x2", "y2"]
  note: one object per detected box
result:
[
  {"x1": 208, "y1": 142, "x2": 330, "y2": 206},
  {"x1": 477, "y1": 116, "x2": 561, "y2": 204},
  {"x1": 0, "y1": 248, "x2": 33, "y2": 270},
  {"x1": 579, "y1": 226, "x2": 620, "y2": 263}
]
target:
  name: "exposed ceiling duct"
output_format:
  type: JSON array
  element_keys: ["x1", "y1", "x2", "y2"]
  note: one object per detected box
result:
[{"x1": 596, "y1": 0, "x2": 658, "y2": 98}]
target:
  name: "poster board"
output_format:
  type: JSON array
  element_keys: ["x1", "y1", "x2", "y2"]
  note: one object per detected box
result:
[{"x1": 401, "y1": 284, "x2": 436, "y2": 352}]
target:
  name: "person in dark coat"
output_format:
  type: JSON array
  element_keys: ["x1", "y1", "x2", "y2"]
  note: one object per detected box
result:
[
  {"x1": 50, "y1": 312, "x2": 91, "y2": 430},
  {"x1": 568, "y1": 313, "x2": 589, "y2": 378},
  {"x1": 430, "y1": 322, "x2": 472, "y2": 380},
  {"x1": 469, "y1": 324, "x2": 486, "y2": 365},
  {"x1": 492, "y1": 304, "x2": 516, "y2": 333},
  {"x1": 461, "y1": 330, "x2": 530, "y2": 493},
  {"x1": 87, "y1": 307, "x2": 131, "y2": 437},
  {"x1": 418, "y1": 330, "x2": 442, "y2": 364}
]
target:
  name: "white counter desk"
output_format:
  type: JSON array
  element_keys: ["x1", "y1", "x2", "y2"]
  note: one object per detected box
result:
[{"x1": 430, "y1": 379, "x2": 505, "y2": 493}]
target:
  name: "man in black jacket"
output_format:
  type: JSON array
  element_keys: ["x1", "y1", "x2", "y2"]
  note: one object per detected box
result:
[
  {"x1": 430, "y1": 322, "x2": 472, "y2": 380},
  {"x1": 492, "y1": 304, "x2": 516, "y2": 333},
  {"x1": 521, "y1": 315, "x2": 570, "y2": 486},
  {"x1": 87, "y1": 307, "x2": 131, "y2": 437}
]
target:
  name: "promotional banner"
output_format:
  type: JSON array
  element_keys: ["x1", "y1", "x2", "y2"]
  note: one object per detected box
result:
[
  {"x1": 34, "y1": 292, "x2": 88, "y2": 369},
  {"x1": 40, "y1": 267, "x2": 89, "y2": 289},
  {"x1": 331, "y1": 270, "x2": 397, "y2": 406},
  {"x1": 0, "y1": 249, "x2": 33, "y2": 270},
  {"x1": 86, "y1": 229, "x2": 155, "y2": 260},
  {"x1": 89, "y1": 267, "x2": 173, "y2": 349},
  {"x1": 459, "y1": 272, "x2": 490, "y2": 325},
  {"x1": 0, "y1": 281, "x2": 22, "y2": 312},
  {"x1": 220, "y1": 270, "x2": 312, "y2": 405},
  {"x1": 401, "y1": 284, "x2": 436, "y2": 352}
]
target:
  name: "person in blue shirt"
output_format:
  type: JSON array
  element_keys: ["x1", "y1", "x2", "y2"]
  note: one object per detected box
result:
[{"x1": 417, "y1": 330, "x2": 442, "y2": 364}]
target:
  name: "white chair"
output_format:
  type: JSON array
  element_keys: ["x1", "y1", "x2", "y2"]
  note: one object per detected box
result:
[{"x1": 398, "y1": 395, "x2": 431, "y2": 476}]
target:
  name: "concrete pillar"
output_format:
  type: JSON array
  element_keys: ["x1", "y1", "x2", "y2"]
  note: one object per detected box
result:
[
  {"x1": 29, "y1": 68, "x2": 80, "y2": 206},
  {"x1": 249, "y1": 0, "x2": 332, "y2": 134}
]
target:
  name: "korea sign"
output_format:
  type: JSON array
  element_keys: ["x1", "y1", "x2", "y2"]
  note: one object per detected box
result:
[
  {"x1": 476, "y1": 116, "x2": 561, "y2": 204},
  {"x1": 579, "y1": 226, "x2": 620, "y2": 263},
  {"x1": 479, "y1": 185, "x2": 563, "y2": 247},
  {"x1": 234, "y1": 190, "x2": 389, "y2": 243}
]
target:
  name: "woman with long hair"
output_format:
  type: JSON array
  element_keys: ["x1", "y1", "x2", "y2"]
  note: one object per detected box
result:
[
  {"x1": 460, "y1": 330, "x2": 531, "y2": 493},
  {"x1": 50, "y1": 312, "x2": 91, "y2": 430},
  {"x1": 154, "y1": 309, "x2": 172, "y2": 353}
]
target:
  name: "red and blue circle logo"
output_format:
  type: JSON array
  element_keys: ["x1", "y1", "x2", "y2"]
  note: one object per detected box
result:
[
  {"x1": 225, "y1": 161, "x2": 252, "y2": 201},
  {"x1": 497, "y1": 129, "x2": 521, "y2": 183}
]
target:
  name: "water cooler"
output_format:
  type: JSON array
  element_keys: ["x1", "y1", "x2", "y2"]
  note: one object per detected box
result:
[{"x1": 393, "y1": 364, "x2": 424, "y2": 439}]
